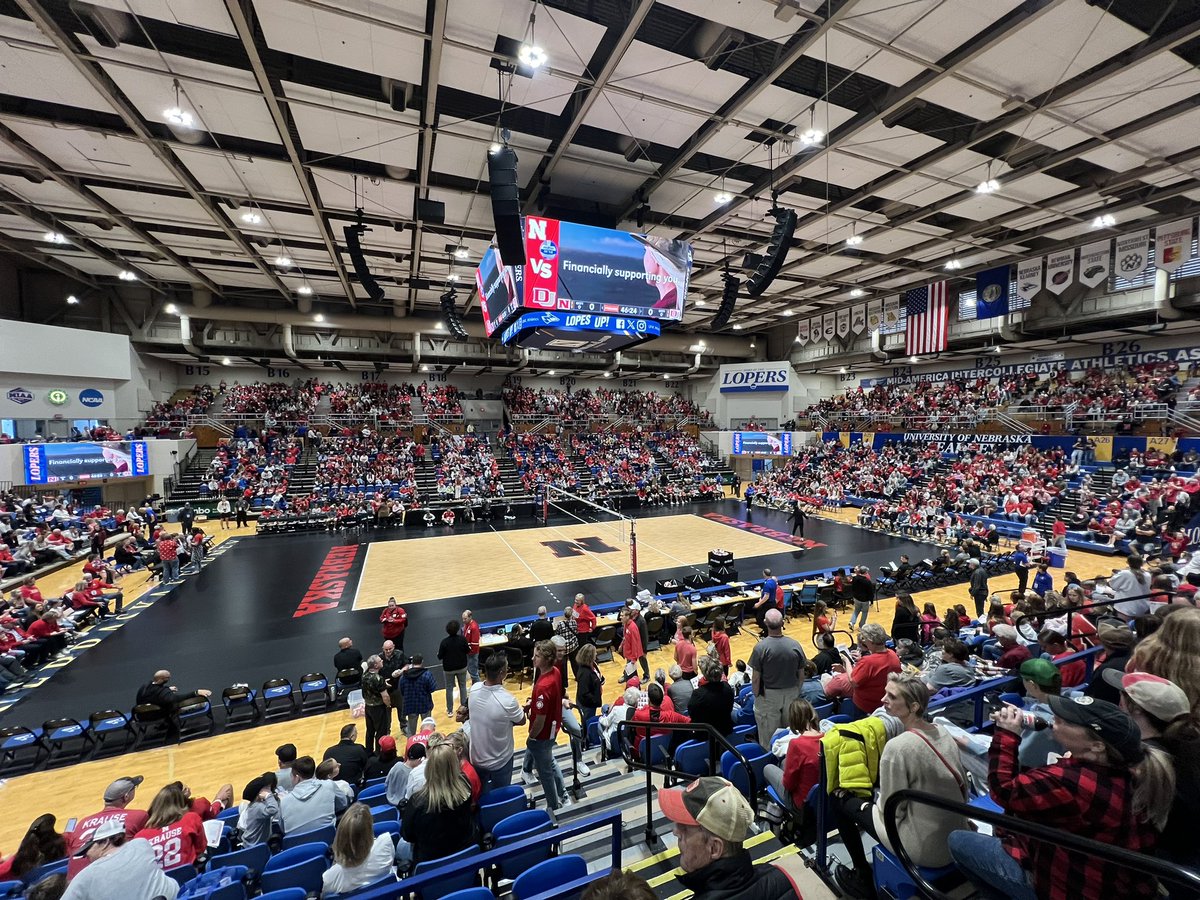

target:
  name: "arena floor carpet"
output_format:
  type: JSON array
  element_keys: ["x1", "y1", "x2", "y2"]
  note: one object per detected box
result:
[{"x1": 0, "y1": 500, "x2": 940, "y2": 727}]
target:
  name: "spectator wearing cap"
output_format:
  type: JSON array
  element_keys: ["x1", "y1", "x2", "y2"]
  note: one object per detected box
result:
[
  {"x1": 65, "y1": 776, "x2": 148, "y2": 880},
  {"x1": 1108, "y1": 671, "x2": 1200, "y2": 873},
  {"x1": 61, "y1": 819, "x2": 178, "y2": 900},
  {"x1": 239, "y1": 773, "x2": 280, "y2": 847},
  {"x1": 657, "y1": 775, "x2": 797, "y2": 899},
  {"x1": 1014, "y1": 658, "x2": 1065, "y2": 768},
  {"x1": 365, "y1": 735, "x2": 399, "y2": 781},
  {"x1": 1084, "y1": 624, "x2": 1137, "y2": 704},
  {"x1": 949, "y1": 695, "x2": 1165, "y2": 900}
]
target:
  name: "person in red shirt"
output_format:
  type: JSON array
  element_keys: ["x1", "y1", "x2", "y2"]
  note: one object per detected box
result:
[
  {"x1": 839, "y1": 624, "x2": 902, "y2": 718},
  {"x1": 25, "y1": 611, "x2": 67, "y2": 656},
  {"x1": 66, "y1": 776, "x2": 149, "y2": 879},
  {"x1": 156, "y1": 532, "x2": 180, "y2": 583},
  {"x1": 573, "y1": 594, "x2": 596, "y2": 639},
  {"x1": 83, "y1": 575, "x2": 123, "y2": 614},
  {"x1": 619, "y1": 608, "x2": 644, "y2": 677},
  {"x1": 763, "y1": 699, "x2": 823, "y2": 814},
  {"x1": 525, "y1": 639, "x2": 566, "y2": 812},
  {"x1": 1040, "y1": 629, "x2": 1085, "y2": 687},
  {"x1": 134, "y1": 783, "x2": 206, "y2": 870},
  {"x1": 711, "y1": 617, "x2": 732, "y2": 675},
  {"x1": 380, "y1": 597, "x2": 408, "y2": 652},
  {"x1": 67, "y1": 579, "x2": 106, "y2": 623},
  {"x1": 462, "y1": 609, "x2": 481, "y2": 684},
  {"x1": 1051, "y1": 518, "x2": 1067, "y2": 548},
  {"x1": 81, "y1": 553, "x2": 115, "y2": 585},
  {"x1": 630, "y1": 682, "x2": 691, "y2": 755},
  {"x1": 674, "y1": 626, "x2": 698, "y2": 680},
  {"x1": 19, "y1": 577, "x2": 43, "y2": 606}
]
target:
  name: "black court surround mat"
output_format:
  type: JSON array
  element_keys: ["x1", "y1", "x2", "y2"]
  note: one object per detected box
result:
[{"x1": 0, "y1": 501, "x2": 941, "y2": 727}]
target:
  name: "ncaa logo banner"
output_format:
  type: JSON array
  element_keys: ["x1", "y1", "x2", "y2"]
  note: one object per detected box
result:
[
  {"x1": 718, "y1": 362, "x2": 790, "y2": 393},
  {"x1": 79, "y1": 388, "x2": 105, "y2": 408},
  {"x1": 6, "y1": 387, "x2": 33, "y2": 405}
]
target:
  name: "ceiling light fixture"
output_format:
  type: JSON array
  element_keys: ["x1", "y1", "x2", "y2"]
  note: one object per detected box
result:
[
  {"x1": 118, "y1": 270, "x2": 137, "y2": 281},
  {"x1": 800, "y1": 107, "x2": 824, "y2": 146},
  {"x1": 695, "y1": 300, "x2": 706, "y2": 308},
  {"x1": 275, "y1": 255, "x2": 292, "y2": 268},
  {"x1": 518, "y1": 44, "x2": 547, "y2": 69},
  {"x1": 714, "y1": 191, "x2": 732, "y2": 203},
  {"x1": 421, "y1": 364, "x2": 429, "y2": 372},
  {"x1": 993, "y1": 345, "x2": 1002, "y2": 354},
  {"x1": 313, "y1": 313, "x2": 325, "y2": 323},
  {"x1": 845, "y1": 232, "x2": 863, "y2": 247},
  {"x1": 162, "y1": 79, "x2": 195, "y2": 130},
  {"x1": 1092, "y1": 213, "x2": 1116, "y2": 228},
  {"x1": 850, "y1": 288, "x2": 865, "y2": 298},
  {"x1": 488, "y1": 142, "x2": 502, "y2": 154},
  {"x1": 910, "y1": 355, "x2": 920, "y2": 363},
  {"x1": 975, "y1": 178, "x2": 1000, "y2": 194},
  {"x1": 839, "y1": 366, "x2": 847, "y2": 374},
  {"x1": 66, "y1": 295, "x2": 79, "y2": 305},
  {"x1": 222, "y1": 357, "x2": 232, "y2": 366},
  {"x1": 603, "y1": 372, "x2": 612, "y2": 378},
  {"x1": 240, "y1": 210, "x2": 262, "y2": 225},
  {"x1": 447, "y1": 273, "x2": 459, "y2": 281},
  {"x1": 454, "y1": 246, "x2": 469, "y2": 259},
  {"x1": 43, "y1": 231, "x2": 67, "y2": 244},
  {"x1": 165, "y1": 303, "x2": 179, "y2": 314},
  {"x1": 732, "y1": 323, "x2": 743, "y2": 330},
  {"x1": 782, "y1": 310, "x2": 794, "y2": 316},
  {"x1": 944, "y1": 259, "x2": 962, "y2": 270},
  {"x1": 297, "y1": 285, "x2": 313, "y2": 296}
]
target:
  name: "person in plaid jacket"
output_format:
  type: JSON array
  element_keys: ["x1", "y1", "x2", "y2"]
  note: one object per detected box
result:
[{"x1": 948, "y1": 694, "x2": 1164, "y2": 900}]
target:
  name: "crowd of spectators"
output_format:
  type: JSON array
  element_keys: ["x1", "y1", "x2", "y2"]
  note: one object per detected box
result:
[
  {"x1": 327, "y1": 383, "x2": 413, "y2": 425},
  {"x1": 142, "y1": 385, "x2": 216, "y2": 434},
  {"x1": 199, "y1": 433, "x2": 301, "y2": 505},
  {"x1": 502, "y1": 386, "x2": 712, "y2": 425},
  {"x1": 223, "y1": 381, "x2": 323, "y2": 420}
]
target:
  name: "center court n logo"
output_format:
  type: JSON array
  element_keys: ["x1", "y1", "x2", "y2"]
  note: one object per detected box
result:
[{"x1": 541, "y1": 536, "x2": 621, "y2": 559}]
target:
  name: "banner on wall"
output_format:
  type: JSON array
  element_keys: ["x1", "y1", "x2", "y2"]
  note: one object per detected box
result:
[
  {"x1": 822, "y1": 311, "x2": 836, "y2": 342},
  {"x1": 718, "y1": 362, "x2": 790, "y2": 393},
  {"x1": 883, "y1": 295, "x2": 901, "y2": 327},
  {"x1": 850, "y1": 304, "x2": 866, "y2": 334},
  {"x1": 866, "y1": 298, "x2": 884, "y2": 331},
  {"x1": 1045, "y1": 249, "x2": 1075, "y2": 295},
  {"x1": 1115, "y1": 229, "x2": 1150, "y2": 281},
  {"x1": 1147, "y1": 436, "x2": 1178, "y2": 457},
  {"x1": 821, "y1": 431, "x2": 1200, "y2": 461},
  {"x1": 1079, "y1": 240, "x2": 1111, "y2": 288},
  {"x1": 1156, "y1": 218, "x2": 1195, "y2": 273},
  {"x1": 1090, "y1": 435, "x2": 1113, "y2": 463},
  {"x1": 1016, "y1": 257, "x2": 1043, "y2": 302},
  {"x1": 836, "y1": 306, "x2": 850, "y2": 337},
  {"x1": 974, "y1": 264, "x2": 1010, "y2": 319},
  {"x1": 23, "y1": 441, "x2": 149, "y2": 485},
  {"x1": 795, "y1": 317, "x2": 811, "y2": 345}
]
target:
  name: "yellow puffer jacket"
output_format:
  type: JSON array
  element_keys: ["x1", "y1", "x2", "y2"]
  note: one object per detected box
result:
[{"x1": 823, "y1": 716, "x2": 889, "y2": 797}]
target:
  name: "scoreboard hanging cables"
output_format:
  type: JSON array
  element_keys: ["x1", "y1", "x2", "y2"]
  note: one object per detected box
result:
[{"x1": 540, "y1": 484, "x2": 638, "y2": 594}]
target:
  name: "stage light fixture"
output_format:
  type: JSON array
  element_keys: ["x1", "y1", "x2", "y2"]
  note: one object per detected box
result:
[
  {"x1": 454, "y1": 246, "x2": 469, "y2": 259},
  {"x1": 975, "y1": 178, "x2": 1000, "y2": 194},
  {"x1": 440, "y1": 287, "x2": 469, "y2": 340},
  {"x1": 711, "y1": 270, "x2": 740, "y2": 329},
  {"x1": 343, "y1": 209, "x2": 386, "y2": 301},
  {"x1": 240, "y1": 210, "x2": 262, "y2": 225},
  {"x1": 745, "y1": 205, "x2": 797, "y2": 297},
  {"x1": 518, "y1": 44, "x2": 547, "y2": 69},
  {"x1": 275, "y1": 255, "x2": 292, "y2": 268},
  {"x1": 163, "y1": 107, "x2": 194, "y2": 129}
]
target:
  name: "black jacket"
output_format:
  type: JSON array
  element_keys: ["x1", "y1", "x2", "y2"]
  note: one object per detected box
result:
[
  {"x1": 529, "y1": 618, "x2": 554, "y2": 642},
  {"x1": 438, "y1": 634, "x2": 470, "y2": 671},
  {"x1": 891, "y1": 605, "x2": 920, "y2": 643},
  {"x1": 850, "y1": 574, "x2": 875, "y2": 603},
  {"x1": 400, "y1": 778, "x2": 476, "y2": 865},
  {"x1": 576, "y1": 665, "x2": 604, "y2": 710},
  {"x1": 333, "y1": 647, "x2": 364, "y2": 675},
  {"x1": 323, "y1": 738, "x2": 369, "y2": 786},
  {"x1": 676, "y1": 851, "x2": 797, "y2": 900},
  {"x1": 687, "y1": 681, "x2": 734, "y2": 737},
  {"x1": 135, "y1": 681, "x2": 199, "y2": 713}
]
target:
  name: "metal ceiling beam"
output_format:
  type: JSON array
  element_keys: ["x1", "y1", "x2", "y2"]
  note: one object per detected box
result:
[
  {"x1": 12, "y1": 0, "x2": 296, "y2": 304},
  {"x1": 617, "y1": 0, "x2": 859, "y2": 221},
  {"x1": 0, "y1": 232, "x2": 100, "y2": 286},
  {"x1": 523, "y1": 0, "x2": 657, "y2": 213},
  {"x1": 0, "y1": 122, "x2": 214, "y2": 294},
  {"x1": 223, "y1": 0, "x2": 357, "y2": 309},
  {"x1": 678, "y1": 0, "x2": 1067, "y2": 240},
  {"x1": 407, "y1": 0, "x2": 448, "y2": 316}
]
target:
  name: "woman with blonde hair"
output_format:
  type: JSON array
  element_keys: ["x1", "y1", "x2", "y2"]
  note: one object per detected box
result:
[
  {"x1": 1130, "y1": 606, "x2": 1200, "y2": 712},
  {"x1": 134, "y1": 783, "x2": 206, "y2": 870},
  {"x1": 399, "y1": 743, "x2": 476, "y2": 866},
  {"x1": 321, "y1": 803, "x2": 395, "y2": 895}
]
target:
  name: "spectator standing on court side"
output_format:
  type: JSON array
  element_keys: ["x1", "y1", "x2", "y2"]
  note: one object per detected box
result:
[
  {"x1": 462, "y1": 609, "x2": 481, "y2": 684},
  {"x1": 468, "y1": 653, "x2": 526, "y2": 794},
  {"x1": 438, "y1": 619, "x2": 470, "y2": 717},
  {"x1": 397, "y1": 654, "x2": 437, "y2": 736},
  {"x1": 574, "y1": 593, "x2": 597, "y2": 643},
  {"x1": 556, "y1": 607, "x2": 580, "y2": 673},
  {"x1": 748, "y1": 609, "x2": 806, "y2": 749},
  {"x1": 360, "y1": 656, "x2": 391, "y2": 753},
  {"x1": 754, "y1": 569, "x2": 779, "y2": 633},
  {"x1": 849, "y1": 566, "x2": 875, "y2": 630},
  {"x1": 969, "y1": 559, "x2": 990, "y2": 617},
  {"x1": 155, "y1": 531, "x2": 180, "y2": 584},
  {"x1": 380, "y1": 597, "x2": 408, "y2": 652},
  {"x1": 178, "y1": 502, "x2": 195, "y2": 535}
]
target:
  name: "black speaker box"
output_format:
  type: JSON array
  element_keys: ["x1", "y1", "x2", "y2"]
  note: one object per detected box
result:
[
  {"x1": 745, "y1": 207, "x2": 797, "y2": 297},
  {"x1": 487, "y1": 146, "x2": 525, "y2": 266}
]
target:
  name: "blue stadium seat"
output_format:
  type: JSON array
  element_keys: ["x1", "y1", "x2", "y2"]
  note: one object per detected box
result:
[
  {"x1": 324, "y1": 871, "x2": 398, "y2": 899},
  {"x1": 357, "y1": 782, "x2": 388, "y2": 803},
  {"x1": 22, "y1": 858, "x2": 68, "y2": 885},
  {"x1": 373, "y1": 820, "x2": 400, "y2": 845},
  {"x1": 165, "y1": 864, "x2": 199, "y2": 886},
  {"x1": 209, "y1": 843, "x2": 271, "y2": 882},
  {"x1": 298, "y1": 672, "x2": 331, "y2": 713},
  {"x1": 492, "y1": 809, "x2": 554, "y2": 880},
  {"x1": 177, "y1": 864, "x2": 248, "y2": 900},
  {"x1": 512, "y1": 855, "x2": 588, "y2": 900},
  {"x1": 412, "y1": 845, "x2": 483, "y2": 897},
  {"x1": 871, "y1": 844, "x2": 962, "y2": 899},
  {"x1": 0, "y1": 881, "x2": 20, "y2": 898},
  {"x1": 256, "y1": 891, "x2": 307, "y2": 900},
  {"x1": 87, "y1": 709, "x2": 134, "y2": 758},
  {"x1": 478, "y1": 785, "x2": 527, "y2": 836},
  {"x1": 673, "y1": 740, "x2": 710, "y2": 777},
  {"x1": 440, "y1": 891, "x2": 495, "y2": 900},
  {"x1": 721, "y1": 743, "x2": 771, "y2": 800},
  {"x1": 260, "y1": 856, "x2": 327, "y2": 896},
  {"x1": 369, "y1": 804, "x2": 398, "y2": 823},
  {"x1": 281, "y1": 823, "x2": 335, "y2": 850},
  {"x1": 265, "y1": 842, "x2": 329, "y2": 870},
  {"x1": 639, "y1": 733, "x2": 671, "y2": 767}
]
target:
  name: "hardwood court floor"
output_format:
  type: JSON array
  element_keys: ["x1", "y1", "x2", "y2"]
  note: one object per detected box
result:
[
  {"x1": 353, "y1": 514, "x2": 812, "y2": 609},
  {"x1": 0, "y1": 505, "x2": 1127, "y2": 850}
]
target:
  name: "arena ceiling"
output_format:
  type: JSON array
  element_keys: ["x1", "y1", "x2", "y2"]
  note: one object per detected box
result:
[{"x1": 1, "y1": 0, "x2": 1199, "y2": 338}]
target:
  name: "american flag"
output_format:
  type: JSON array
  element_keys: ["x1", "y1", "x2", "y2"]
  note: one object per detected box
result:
[{"x1": 904, "y1": 282, "x2": 949, "y2": 355}]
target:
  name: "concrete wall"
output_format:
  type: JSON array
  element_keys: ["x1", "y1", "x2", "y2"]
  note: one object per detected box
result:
[{"x1": 695, "y1": 367, "x2": 836, "y2": 427}]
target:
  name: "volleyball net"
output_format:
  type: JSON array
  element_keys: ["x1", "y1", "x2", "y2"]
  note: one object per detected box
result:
[{"x1": 541, "y1": 484, "x2": 638, "y2": 592}]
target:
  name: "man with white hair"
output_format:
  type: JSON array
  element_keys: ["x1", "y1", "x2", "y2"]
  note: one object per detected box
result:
[
  {"x1": 990, "y1": 623, "x2": 1032, "y2": 670},
  {"x1": 747, "y1": 609, "x2": 806, "y2": 748},
  {"x1": 529, "y1": 606, "x2": 554, "y2": 642}
]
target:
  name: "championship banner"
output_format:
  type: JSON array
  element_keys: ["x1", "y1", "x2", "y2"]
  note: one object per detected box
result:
[
  {"x1": 1079, "y1": 240, "x2": 1111, "y2": 288},
  {"x1": 866, "y1": 298, "x2": 884, "y2": 331},
  {"x1": 835, "y1": 306, "x2": 851, "y2": 337},
  {"x1": 1115, "y1": 229, "x2": 1150, "y2": 281},
  {"x1": 1090, "y1": 434, "x2": 1113, "y2": 463},
  {"x1": 821, "y1": 311, "x2": 836, "y2": 342},
  {"x1": 1045, "y1": 249, "x2": 1075, "y2": 295},
  {"x1": 795, "y1": 317, "x2": 811, "y2": 345},
  {"x1": 883, "y1": 295, "x2": 901, "y2": 327},
  {"x1": 1155, "y1": 218, "x2": 1195, "y2": 273},
  {"x1": 850, "y1": 303, "x2": 866, "y2": 335},
  {"x1": 1016, "y1": 257, "x2": 1043, "y2": 302}
]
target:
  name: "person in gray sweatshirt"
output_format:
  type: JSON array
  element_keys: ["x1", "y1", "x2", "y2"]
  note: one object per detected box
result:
[
  {"x1": 61, "y1": 820, "x2": 178, "y2": 900},
  {"x1": 279, "y1": 755, "x2": 348, "y2": 835},
  {"x1": 240, "y1": 773, "x2": 280, "y2": 847}
]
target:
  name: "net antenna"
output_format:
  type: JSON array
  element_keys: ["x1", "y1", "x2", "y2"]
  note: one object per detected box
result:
[{"x1": 542, "y1": 483, "x2": 639, "y2": 593}]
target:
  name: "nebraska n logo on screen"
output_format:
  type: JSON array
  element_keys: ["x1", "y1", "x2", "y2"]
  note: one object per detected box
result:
[{"x1": 524, "y1": 217, "x2": 560, "y2": 308}]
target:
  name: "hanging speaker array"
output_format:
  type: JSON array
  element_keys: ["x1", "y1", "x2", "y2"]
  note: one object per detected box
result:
[
  {"x1": 745, "y1": 206, "x2": 796, "y2": 297},
  {"x1": 440, "y1": 288, "x2": 469, "y2": 340},
  {"x1": 487, "y1": 145, "x2": 525, "y2": 267},
  {"x1": 711, "y1": 271, "x2": 740, "y2": 330},
  {"x1": 342, "y1": 209, "x2": 385, "y2": 301}
]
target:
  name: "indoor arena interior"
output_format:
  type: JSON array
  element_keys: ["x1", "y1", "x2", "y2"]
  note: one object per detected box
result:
[{"x1": 0, "y1": 1, "x2": 1199, "y2": 899}]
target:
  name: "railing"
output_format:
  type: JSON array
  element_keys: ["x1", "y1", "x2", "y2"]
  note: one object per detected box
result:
[
  {"x1": 617, "y1": 719, "x2": 760, "y2": 848},
  {"x1": 882, "y1": 789, "x2": 1200, "y2": 900}
]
